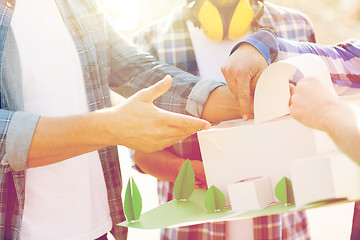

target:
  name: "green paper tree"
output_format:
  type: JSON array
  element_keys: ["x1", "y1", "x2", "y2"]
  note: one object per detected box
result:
[
  {"x1": 124, "y1": 177, "x2": 142, "y2": 222},
  {"x1": 174, "y1": 159, "x2": 195, "y2": 201},
  {"x1": 204, "y1": 185, "x2": 226, "y2": 212},
  {"x1": 275, "y1": 176, "x2": 295, "y2": 205}
]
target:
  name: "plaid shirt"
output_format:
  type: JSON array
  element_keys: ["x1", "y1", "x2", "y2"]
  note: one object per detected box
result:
[
  {"x1": 133, "y1": 2, "x2": 316, "y2": 240},
  {"x1": 240, "y1": 29, "x2": 360, "y2": 88},
  {"x1": 0, "y1": 0, "x2": 211, "y2": 239}
]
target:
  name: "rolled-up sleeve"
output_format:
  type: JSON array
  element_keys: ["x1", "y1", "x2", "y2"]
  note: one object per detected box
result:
[
  {"x1": 2, "y1": 111, "x2": 39, "y2": 171},
  {"x1": 186, "y1": 80, "x2": 226, "y2": 118},
  {"x1": 107, "y1": 20, "x2": 224, "y2": 118},
  {"x1": 230, "y1": 29, "x2": 279, "y2": 64}
]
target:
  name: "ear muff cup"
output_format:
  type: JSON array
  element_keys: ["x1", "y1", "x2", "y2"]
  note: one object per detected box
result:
[
  {"x1": 195, "y1": 0, "x2": 254, "y2": 41},
  {"x1": 228, "y1": 0, "x2": 254, "y2": 39},
  {"x1": 197, "y1": 1, "x2": 224, "y2": 41}
]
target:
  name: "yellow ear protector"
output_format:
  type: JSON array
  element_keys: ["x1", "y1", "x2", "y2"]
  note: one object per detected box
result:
[{"x1": 184, "y1": 0, "x2": 255, "y2": 41}]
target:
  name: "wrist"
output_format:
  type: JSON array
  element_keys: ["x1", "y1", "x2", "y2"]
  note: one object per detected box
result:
[
  {"x1": 230, "y1": 29, "x2": 279, "y2": 65},
  {"x1": 320, "y1": 100, "x2": 345, "y2": 133},
  {"x1": 86, "y1": 107, "x2": 120, "y2": 146}
]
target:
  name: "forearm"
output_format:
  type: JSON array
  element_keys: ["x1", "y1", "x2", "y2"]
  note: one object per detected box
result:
[
  {"x1": 27, "y1": 76, "x2": 210, "y2": 169},
  {"x1": 27, "y1": 111, "x2": 112, "y2": 168},
  {"x1": 323, "y1": 102, "x2": 360, "y2": 164},
  {"x1": 201, "y1": 86, "x2": 242, "y2": 122},
  {"x1": 134, "y1": 150, "x2": 185, "y2": 182},
  {"x1": 108, "y1": 20, "x2": 200, "y2": 115}
]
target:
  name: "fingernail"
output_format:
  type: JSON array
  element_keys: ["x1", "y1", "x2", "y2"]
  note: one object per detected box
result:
[{"x1": 243, "y1": 114, "x2": 248, "y2": 121}]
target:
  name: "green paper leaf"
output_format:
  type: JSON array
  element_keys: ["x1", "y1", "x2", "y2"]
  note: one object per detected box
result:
[
  {"x1": 174, "y1": 159, "x2": 195, "y2": 201},
  {"x1": 131, "y1": 178, "x2": 142, "y2": 219},
  {"x1": 124, "y1": 177, "x2": 142, "y2": 222},
  {"x1": 275, "y1": 177, "x2": 295, "y2": 205},
  {"x1": 119, "y1": 189, "x2": 350, "y2": 230},
  {"x1": 204, "y1": 185, "x2": 226, "y2": 212}
]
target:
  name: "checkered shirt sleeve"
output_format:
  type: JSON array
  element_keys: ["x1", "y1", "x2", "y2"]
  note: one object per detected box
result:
[{"x1": 241, "y1": 29, "x2": 360, "y2": 89}]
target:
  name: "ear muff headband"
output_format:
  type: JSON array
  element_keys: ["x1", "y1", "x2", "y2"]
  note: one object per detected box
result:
[
  {"x1": 228, "y1": 0, "x2": 254, "y2": 39},
  {"x1": 189, "y1": 0, "x2": 254, "y2": 41},
  {"x1": 197, "y1": 1, "x2": 224, "y2": 41}
]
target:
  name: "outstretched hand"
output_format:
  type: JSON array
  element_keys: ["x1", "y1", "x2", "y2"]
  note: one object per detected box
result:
[
  {"x1": 221, "y1": 43, "x2": 268, "y2": 120},
  {"x1": 109, "y1": 75, "x2": 211, "y2": 152}
]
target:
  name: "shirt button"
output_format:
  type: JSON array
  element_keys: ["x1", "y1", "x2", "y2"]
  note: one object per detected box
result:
[{"x1": 6, "y1": 2, "x2": 12, "y2": 8}]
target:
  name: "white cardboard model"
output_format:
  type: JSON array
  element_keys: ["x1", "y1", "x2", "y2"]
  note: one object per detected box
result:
[
  {"x1": 289, "y1": 151, "x2": 360, "y2": 206},
  {"x1": 197, "y1": 54, "x2": 358, "y2": 209},
  {"x1": 228, "y1": 176, "x2": 275, "y2": 211}
]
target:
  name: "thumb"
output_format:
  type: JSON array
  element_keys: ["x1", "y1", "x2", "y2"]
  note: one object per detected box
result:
[
  {"x1": 137, "y1": 75, "x2": 172, "y2": 103},
  {"x1": 289, "y1": 83, "x2": 296, "y2": 96},
  {"x1": 289, "y1": 83, "x2": 295, "y2": 106}
]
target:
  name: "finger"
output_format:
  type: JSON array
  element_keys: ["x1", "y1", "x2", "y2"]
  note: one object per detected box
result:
[
  {"x1": 289, "y1": 83, "x2": 296, "y2": 96},
  {"x1": 161, "y1": 110, "x2": 211, "y2": 131},
  {"x1": 192, "y1": 160, "x2": 207, "y2": 183},
  {"x1": 289, "y1": 83, "x2": 296, "y2": 106},
  {"x1": 221, "y1": 63, "x2": 240, "y2": 99},
  {"x1": 137, "y1": 75, "x2": 172, "y2": 103},
  {"x1": 195, "y1": 181, "x2": 207, "y2": 189},
  {"x1": 151, "y1": 129, "x2": 205, "y2": 152},
  {"x1": 224, "y1": 74, "x2": 239, "y2": 99},
  {"x1": 237, "y1": 76, "x2": 251, "y2": 121}
]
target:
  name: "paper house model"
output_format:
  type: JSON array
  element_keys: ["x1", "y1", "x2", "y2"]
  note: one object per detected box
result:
[
  {"x1": 198, "y1": 115, "x2": 336, "y2": 206},
  {"x1": 289, "y1": 152, "x2": 360, "y2": 207},
  {"x1": 228, "y1": 176, "x2": 274, "y2": 211},
  {"x1": 197, "y1": 54, "x2": 359, "y2": 210}
]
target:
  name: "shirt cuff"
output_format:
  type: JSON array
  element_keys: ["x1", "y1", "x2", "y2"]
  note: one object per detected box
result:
[
  {"x1": 230, "y1": 29, "x2": 279, "y2": 65},
  {"x1": 4, "y1": 111, "x2": 40, "y2": 171},
  {"x1": 186, "y1": 80, "x2": 226, "y2": 118}
]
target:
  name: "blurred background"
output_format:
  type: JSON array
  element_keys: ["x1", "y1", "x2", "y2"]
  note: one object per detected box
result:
[
  {"x1": 102, "y1": 0, "x2": 360, "y2": 43},
  {"x1": 101, "y1": 0, "x2": 359, "y2": 239}
]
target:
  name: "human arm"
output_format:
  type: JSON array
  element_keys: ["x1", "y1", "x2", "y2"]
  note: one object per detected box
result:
[
  {"x1": 134, "y1": 149, "x2": 207, "y2": 189},
  {"x1": 290, "y1": 76, "x2": 360, "y2": 164},
  {"x1": 131, "y1": 18, "x2": 243, "y2": 123},
  {"x1": 3, "y1": 76, "x2": 210, "y2": 170},
  {"x1": 107, "y1": 21, "x2": 228, "y2": 121},
  {"x1": 222, "y1": 29, "x2": 360, "y2": 120}
]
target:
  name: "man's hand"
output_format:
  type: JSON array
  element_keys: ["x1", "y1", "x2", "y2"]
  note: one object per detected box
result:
[
  {"x1": 27, "y1": 75, "x2": 210, "y2": 168},
  {"x1": 289, "y1": 77, "x2": 360, "y2": 163},
  {"x1": 221, "y1": 43, "x2": 268, "y2": 120},
  {"x1": 108, "y1": 75, "x2": 211, "y2": 152},
  {"x1": 134, "y1": 149, "x2": 207, "y2": 189},
  {"x1": 191, "y1": 160, "x2": 207, "y2": 189},
  {"x1": 289, "y1": 76, "x2": 341, "y2": 131}
]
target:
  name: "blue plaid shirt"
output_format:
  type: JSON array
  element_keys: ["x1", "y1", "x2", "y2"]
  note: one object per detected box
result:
[
  {"x1": 0, "y1": 0, "x2": 223, "y2": 239},
  {"x1": 238, "y1": 28, "x2": 360, "y2": 89},
  {"x1": 133, "y1": 2, "x2": 316, "y2": 240}
]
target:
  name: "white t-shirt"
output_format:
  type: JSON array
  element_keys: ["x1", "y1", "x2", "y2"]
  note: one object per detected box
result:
[
  {"x1": 186, "y1": 21, "x2": 252, "y2": 83},
  {"x1": 11, "y1": 0, "x2": 112, "y2": 239},
  {"x1": 187, "y1": 21, "x2": 254, "y2": 240}
]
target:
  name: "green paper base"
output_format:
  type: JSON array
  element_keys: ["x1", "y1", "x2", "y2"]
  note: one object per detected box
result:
[{"x1": 118, "y1": 189, "x2": 350, "y2": 229}]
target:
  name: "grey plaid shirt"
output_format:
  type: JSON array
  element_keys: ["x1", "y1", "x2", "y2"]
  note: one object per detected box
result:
[{"x1": 0, "y1": 0, "x2": 223, "y2": 239}]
